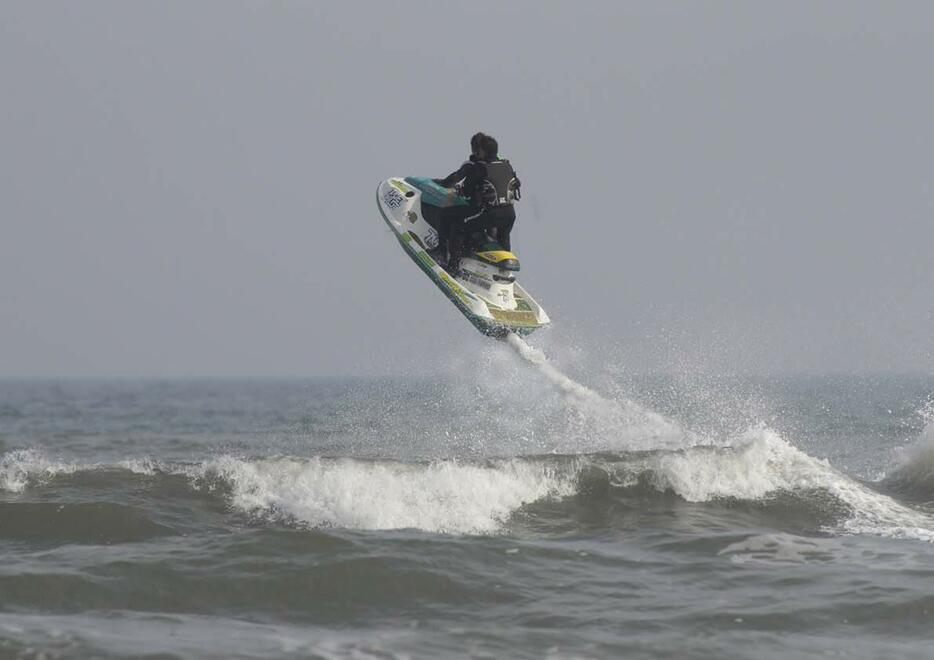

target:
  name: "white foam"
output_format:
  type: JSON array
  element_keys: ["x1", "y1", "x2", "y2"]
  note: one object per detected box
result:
[
  {"x1": 632, "y1": 425, "x2": 934, "y2": 542},
  {"x1": 194, "y1": 455, "x2": 578, "y2": 534},
  {"x1": 639, "y1": 426, "x2": 815, "y2": 501},
  {"x1": 0, "y1": 449, "x2": 77, "y2": 493}
]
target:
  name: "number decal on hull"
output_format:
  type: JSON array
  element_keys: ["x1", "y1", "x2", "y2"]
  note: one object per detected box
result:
[{"x1": 383, "y1": 188, "x2": 405, "y2": 209}]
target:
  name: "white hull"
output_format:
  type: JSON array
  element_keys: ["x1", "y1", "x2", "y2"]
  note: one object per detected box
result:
[{"x1": 376, "y1": 177, "x2": 550, "y2": 337}]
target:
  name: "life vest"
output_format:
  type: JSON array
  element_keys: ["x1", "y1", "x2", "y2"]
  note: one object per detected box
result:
[{"x1": 475, "y1": 159, "x2": 519, "y2": 208}]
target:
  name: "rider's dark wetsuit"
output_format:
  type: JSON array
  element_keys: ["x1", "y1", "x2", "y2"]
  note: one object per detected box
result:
[
  {"x1": 432, "y1": 155, "x2": 484, "y2": 261},
  {"x1": 435, "y1": 155, "x2": 520, "y2": 270}
]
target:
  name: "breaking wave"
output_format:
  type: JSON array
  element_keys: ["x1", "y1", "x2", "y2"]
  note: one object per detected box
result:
[
  {"x1": 3, "y1": 429, "x2": 933, "y2": 541},
  {"x1": 192, "y1": 455, "x2": 578, "y2": 535},
  {"x1": 2, "y1": 337, "x2": 930, "y2": 540}
]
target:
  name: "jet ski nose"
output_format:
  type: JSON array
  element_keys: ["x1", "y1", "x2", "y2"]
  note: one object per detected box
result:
[{"x1": 475, "y1": 250, "x2": 520, "y2": 271}]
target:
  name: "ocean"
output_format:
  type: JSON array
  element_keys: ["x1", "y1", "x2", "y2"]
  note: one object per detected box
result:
[{"x1": 1, "y1": 337, "x2": 932, "y2": 659}]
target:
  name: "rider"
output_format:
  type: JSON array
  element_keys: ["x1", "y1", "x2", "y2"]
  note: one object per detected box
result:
[
  {"x1": 434, "y1": 134, "x2": 521, "y2": 273},
  {"x1": 431, "y1": 132, "x2": 487, "y2": 267}
]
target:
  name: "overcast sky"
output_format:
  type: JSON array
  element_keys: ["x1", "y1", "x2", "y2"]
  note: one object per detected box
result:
[{"x1": 1, "y1": 1, "x2": 932, "y2": 378}]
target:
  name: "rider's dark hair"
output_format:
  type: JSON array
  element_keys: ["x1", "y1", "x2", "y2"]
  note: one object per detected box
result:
[
  {"x1": 470, "y1": 132, "x2": 486, "y2": 154},
  {"x1": 481, "y1": 135, "x2": 498, "y2": 159}
]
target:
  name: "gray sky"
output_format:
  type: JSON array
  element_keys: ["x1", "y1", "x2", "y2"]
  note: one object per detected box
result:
[{"x1": 1, "y1": 1, "x2": 932, "y2": 378}]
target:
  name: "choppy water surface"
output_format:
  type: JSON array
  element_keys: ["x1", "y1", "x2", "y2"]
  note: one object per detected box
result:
[{"x1": 1, "y1": 341, "x2": 933, "y2": 659}]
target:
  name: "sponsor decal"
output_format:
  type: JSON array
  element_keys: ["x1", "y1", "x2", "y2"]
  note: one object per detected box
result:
[
  {"x1": 383, "y1": 188, "x2": 405, "y2": 209},
  {"x1": 463, "y1": 271, "x2": 492, "y2": 290},
  {"x1": 406, "y1": 210, "x2": 418, "y2": 223},
  {"x1": 488, "y1": 307, "x2": 538, "y2": 325},
  {"x1": 425, "y1": 228, "x2": 439, "y2": 249}
]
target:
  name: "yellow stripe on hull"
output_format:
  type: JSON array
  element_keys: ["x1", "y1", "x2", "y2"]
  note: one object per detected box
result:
[{"x1": 475, "y1": 250, "x2": 518, "y2": 264}]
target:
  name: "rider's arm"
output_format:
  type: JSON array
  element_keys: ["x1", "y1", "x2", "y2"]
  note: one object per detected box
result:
[{"x1": 436, "y1": 162, "x2": 471, "y2": 188}]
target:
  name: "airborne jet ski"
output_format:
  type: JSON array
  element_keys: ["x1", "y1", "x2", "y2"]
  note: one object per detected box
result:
[{"x1": 376, "y1": 176, "x2": 550, "y2": 338}]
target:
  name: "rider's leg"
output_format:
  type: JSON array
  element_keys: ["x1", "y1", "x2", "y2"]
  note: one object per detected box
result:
[{"x1": 445, "y1": 206, "x2": 483, "y2": 273}]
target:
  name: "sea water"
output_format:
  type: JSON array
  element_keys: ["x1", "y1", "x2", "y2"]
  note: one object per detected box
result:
[{"x1": 1, "y1": 339, "x2": 932, "y2": 658}]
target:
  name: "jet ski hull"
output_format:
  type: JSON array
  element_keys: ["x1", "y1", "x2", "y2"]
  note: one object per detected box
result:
[{"x1": 376, "y1": 177, "x2": 549, "y2": 338}]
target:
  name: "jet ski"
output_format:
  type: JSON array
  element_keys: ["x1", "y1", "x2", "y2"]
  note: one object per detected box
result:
[{"x1": 376, "y1": 177, "x2": 550, "y2": 338}]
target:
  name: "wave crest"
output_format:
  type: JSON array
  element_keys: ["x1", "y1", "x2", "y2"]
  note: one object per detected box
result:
[
  {"x1": 0, "y1": 449, "x2": 77, "y2": 493},
  {"x1": 194, "y1": 455, "x2": 578, "y2": 535},
  {"x1": 4, "y1": 426, "x2": 932, "y2": 542}
]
